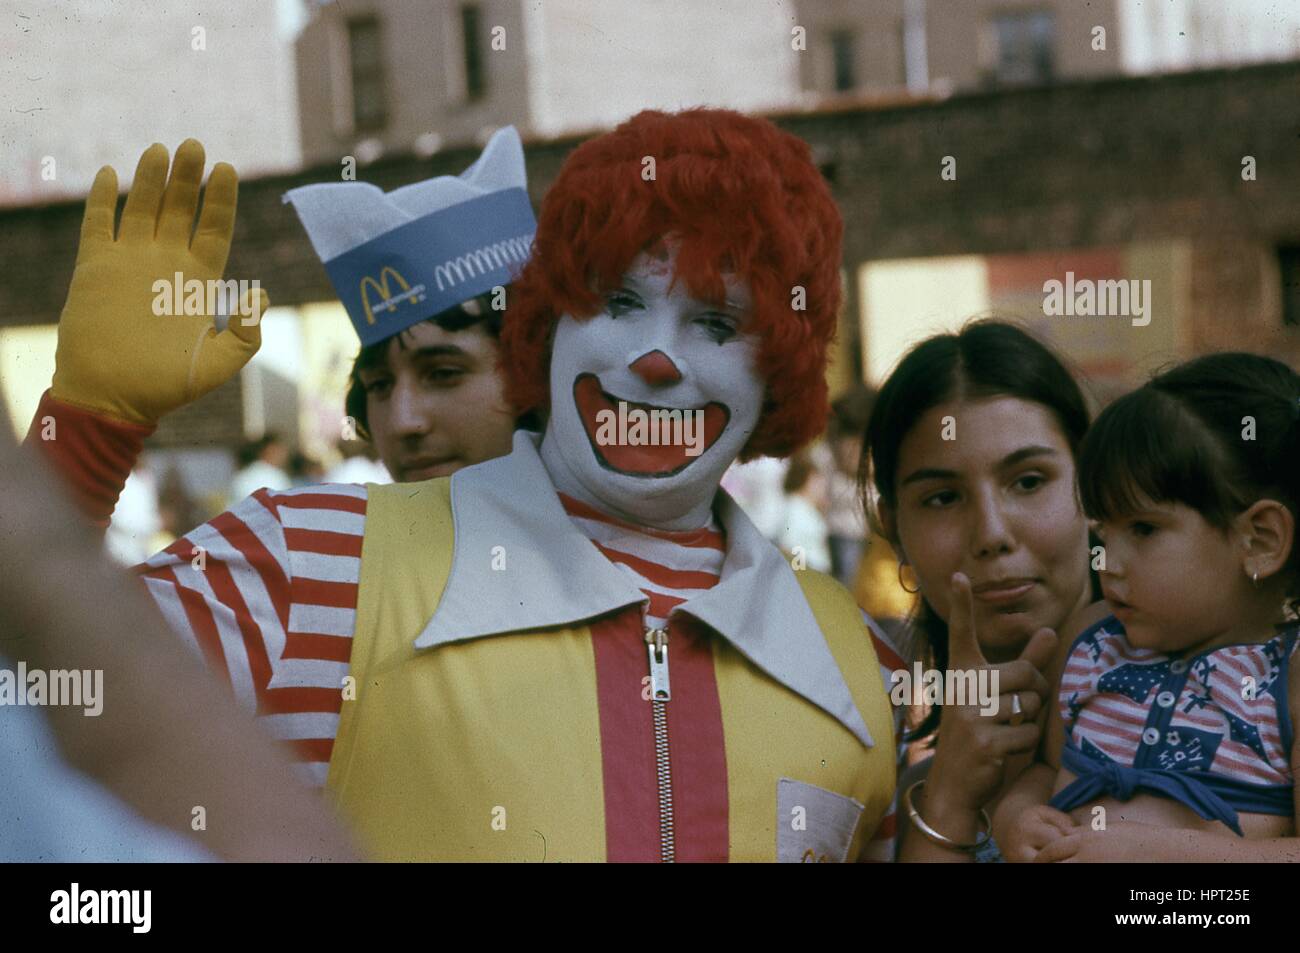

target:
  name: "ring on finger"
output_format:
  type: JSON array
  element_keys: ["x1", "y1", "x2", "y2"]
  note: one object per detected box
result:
[{"x1": 1009, "y1": 691, "x2": 1025, "y2": 727}]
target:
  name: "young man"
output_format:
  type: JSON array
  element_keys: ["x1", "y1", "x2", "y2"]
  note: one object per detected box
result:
[
  {"x1": 287, "y1": 125, "x2": 537, "y2": 481},
  {"x1": 339, "y1": 289, "x2": 534, "y2": 482},
  {"x1": 32, "y1": 110, "x2": 896, "y2": 861}
]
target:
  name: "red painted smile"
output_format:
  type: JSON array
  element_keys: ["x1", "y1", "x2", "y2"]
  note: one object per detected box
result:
[{"x1": 574, "y1": 373, "x2": 730, "y2": 477}]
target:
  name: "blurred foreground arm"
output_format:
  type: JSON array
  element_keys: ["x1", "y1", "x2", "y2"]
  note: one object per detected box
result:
[{"x1": 0, "y1": 432, "x2": 356, "y2": 862}]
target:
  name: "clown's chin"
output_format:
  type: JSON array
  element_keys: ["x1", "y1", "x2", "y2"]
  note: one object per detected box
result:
[{"x1": 574, "y1": 374, "x2": 729, "y2": 478}]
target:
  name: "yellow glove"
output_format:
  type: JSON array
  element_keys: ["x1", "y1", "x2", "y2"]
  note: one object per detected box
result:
[{"x1": 50, "y1": 139, "x2": 265, "y2": 426}]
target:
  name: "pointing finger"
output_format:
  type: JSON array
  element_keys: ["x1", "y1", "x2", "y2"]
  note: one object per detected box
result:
[{"x1": 946, "y1": 572, "x2": 987, "y2": 671}]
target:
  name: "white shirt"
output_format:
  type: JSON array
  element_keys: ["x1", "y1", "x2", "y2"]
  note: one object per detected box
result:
[{"x1": 229, "y1": 460, "x2": 292, "y2": 502}]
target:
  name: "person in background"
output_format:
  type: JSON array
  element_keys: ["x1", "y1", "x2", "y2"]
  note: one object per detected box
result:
[
  {"x1": 817, "y1": 386, "x2": 873, "y2": 588},
  {"x1": 325, "y1": 437, "x2": 390, "y2": 485},
  {"x1": 104, "y1": 457, "x2": 162, "y2": 566},
  {"x1": 720, "y1": 454, "x2": 789, "y2": 542},
  {"x1": 150, "y1": 465, "x2": 196, "y2": 552},
  {"x1": 338, "y1": 289, "x2": 538, "y2": 483},
  {"x1": 287, "y1": 126, "x2": 539, "y2": 484},
  {"x1": 776, "y1": 451, "x2": 833, "y2": 574},
  {"x1": 228, "y1": 431, "x2": 292, "y2": 501},
  {"x1": 287, "y1": 450, "x2": 326, "y2": 487}
]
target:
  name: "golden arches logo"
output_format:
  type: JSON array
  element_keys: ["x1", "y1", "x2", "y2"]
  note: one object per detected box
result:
[{"x1": 359, "y1": 266, "x2": 416, "y2": 325}]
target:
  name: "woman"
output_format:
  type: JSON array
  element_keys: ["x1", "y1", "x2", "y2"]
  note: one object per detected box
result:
[{"x1": 859, "y1": 319, "x2": 1106, "y2": 861}]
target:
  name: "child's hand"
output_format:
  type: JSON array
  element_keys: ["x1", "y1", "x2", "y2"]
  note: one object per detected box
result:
[
  {"x1": 1001, "y1": 804, "x2": 1077, "y2": 862},
  {"x1": 1032, "y1": 820, "x2": 1165, "y2": 863}
]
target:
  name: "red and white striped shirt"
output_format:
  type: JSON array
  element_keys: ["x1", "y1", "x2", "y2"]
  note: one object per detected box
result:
[
  {"x1": 137, "y1": 484, "x2": 365, "y2": 788},
  {"x1": 558, "y1": 492, "x2": 726, "y2": 629},
  {"x1": 1059, "y1": 619, "x2": 1297, "y2": 787}
]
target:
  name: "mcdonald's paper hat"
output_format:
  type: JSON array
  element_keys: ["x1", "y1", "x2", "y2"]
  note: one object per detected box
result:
[{"x1": 283, "y1": 126, "x2": 536, "y2": 347}]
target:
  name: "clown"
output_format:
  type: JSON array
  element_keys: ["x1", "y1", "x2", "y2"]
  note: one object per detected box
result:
[{"x1": 30, "y1": 110, "x2": 895, "y2": 862}]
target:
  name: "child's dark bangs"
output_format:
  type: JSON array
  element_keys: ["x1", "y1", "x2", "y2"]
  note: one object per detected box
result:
[
  {"x1": 1079, "y1": 388, "x2": 1230, "y2": 523},
  {"x1": 1076, "y1": 387, "x2": 1190, "y2": 520}
]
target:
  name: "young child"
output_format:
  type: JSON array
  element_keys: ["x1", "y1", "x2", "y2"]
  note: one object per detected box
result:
[{"x1": 1035, "y1": 353, "x2": 1300, "y2": 861}]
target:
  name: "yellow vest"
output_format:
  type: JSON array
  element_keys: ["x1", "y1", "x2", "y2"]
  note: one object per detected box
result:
[{"x1": 327, "y1": 479, "x2": 895, "y2": 861}]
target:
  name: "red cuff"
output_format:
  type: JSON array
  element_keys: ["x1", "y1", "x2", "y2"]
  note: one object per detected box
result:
[{"x1": 24, "y1": 389, "x2": 155, "y2": 528}]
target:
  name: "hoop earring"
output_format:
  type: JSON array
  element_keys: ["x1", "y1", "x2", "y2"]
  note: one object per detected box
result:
[{"x1": 898, "y1": 563, "x2": 921, "y2": 594}]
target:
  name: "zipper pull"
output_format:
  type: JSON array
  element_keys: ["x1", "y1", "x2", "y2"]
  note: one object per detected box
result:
[{"x1": 644, "y1": 627, "x2": 671, "y2": 701}]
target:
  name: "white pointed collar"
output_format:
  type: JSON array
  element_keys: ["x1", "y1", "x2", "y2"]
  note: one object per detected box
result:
[{"x1": 413, "y1": 431, "x2": 874, "y2": 748}]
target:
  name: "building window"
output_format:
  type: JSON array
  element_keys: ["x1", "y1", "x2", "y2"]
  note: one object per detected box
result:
[
  {"x1": 830, "y1": 29, "x2": 856, "y2": 92},
  {"x1": 991, "y1": 10, "x2": 1055, "y2": 86},
  {"x1": 1280, "y1": 245, "x2": 1300, "y2": 327},
  {"x1": 348, "y1": 17, "x2": 386, "y2": 132},
  {"x1": 462, "y1": 4, "x2": 486, "y2": 101}
]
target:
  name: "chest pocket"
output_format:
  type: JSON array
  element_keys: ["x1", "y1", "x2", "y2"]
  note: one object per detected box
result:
[{"x1": 776, "y1": 777, "x2": 865, "y2": 863}]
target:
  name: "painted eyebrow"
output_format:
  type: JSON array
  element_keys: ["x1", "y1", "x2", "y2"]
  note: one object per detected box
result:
[
  {"x1": 620, "y1": 271, "x2": 748, "y2": 311},
  {"x1": 706, "y1": 300, "x2": 746, "y2": 314},
  {"x1": 899, "y1": 445, "x2": 1059, "y2": 487}
]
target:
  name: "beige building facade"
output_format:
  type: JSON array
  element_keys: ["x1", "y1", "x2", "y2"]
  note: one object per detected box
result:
[
  {"x1": 0, "y1": 0, "x2": 301, "y2": 207},
  {"x1": 797, "y1": 0, "x2": 1300, "y2": 100},
  {"x1": 295, "y1": 0, "x2": 802, "y2": 165}
]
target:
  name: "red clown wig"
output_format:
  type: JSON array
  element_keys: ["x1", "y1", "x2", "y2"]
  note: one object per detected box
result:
[{"x1": 500, "y1": 108, "x2": 844, "y2": 461}]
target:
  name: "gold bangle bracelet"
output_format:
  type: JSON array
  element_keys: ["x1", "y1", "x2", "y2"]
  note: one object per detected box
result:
[{"x1": 903, "y1": 779, "x2": 991, "y2": 853}]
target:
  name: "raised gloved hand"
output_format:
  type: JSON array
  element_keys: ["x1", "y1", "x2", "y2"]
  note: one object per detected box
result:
[{"x1": 50, "y1": 139, "x2": 265, "y2": 426}]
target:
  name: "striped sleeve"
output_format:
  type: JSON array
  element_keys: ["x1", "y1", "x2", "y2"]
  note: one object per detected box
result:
[
  {"x1": 858, "y1": 611, "x2": 909, "y2": 862},
  {"x1": 135, "y1": 483, "x2": 368, "y2": 788}
]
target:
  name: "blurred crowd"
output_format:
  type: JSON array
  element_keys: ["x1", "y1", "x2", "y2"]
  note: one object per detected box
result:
[
  {"x1": 106, "y1": 435, "x2": 391, "y2": 566},
  {"x1": 723, "y1": 385, "x2": 915, "y2": 632}
]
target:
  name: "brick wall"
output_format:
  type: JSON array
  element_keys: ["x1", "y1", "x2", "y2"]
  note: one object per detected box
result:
[{"x1": 3, "y1": 60, "x2": 1298, "y2": 444}]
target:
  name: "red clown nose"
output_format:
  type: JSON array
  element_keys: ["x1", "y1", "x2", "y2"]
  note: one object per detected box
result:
[{"x1": 629, "y1": 350, "x2": 682, "y2": 386}]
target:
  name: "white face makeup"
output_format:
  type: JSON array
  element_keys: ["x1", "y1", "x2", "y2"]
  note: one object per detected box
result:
[{"x1": 538, "y1": 246, "x2": 765, "y2": 530}]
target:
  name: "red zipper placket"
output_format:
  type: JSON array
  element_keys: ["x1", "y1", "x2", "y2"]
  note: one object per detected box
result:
[{"x1": 644, "y1": 621, "x2": 674, "y2": 862}]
